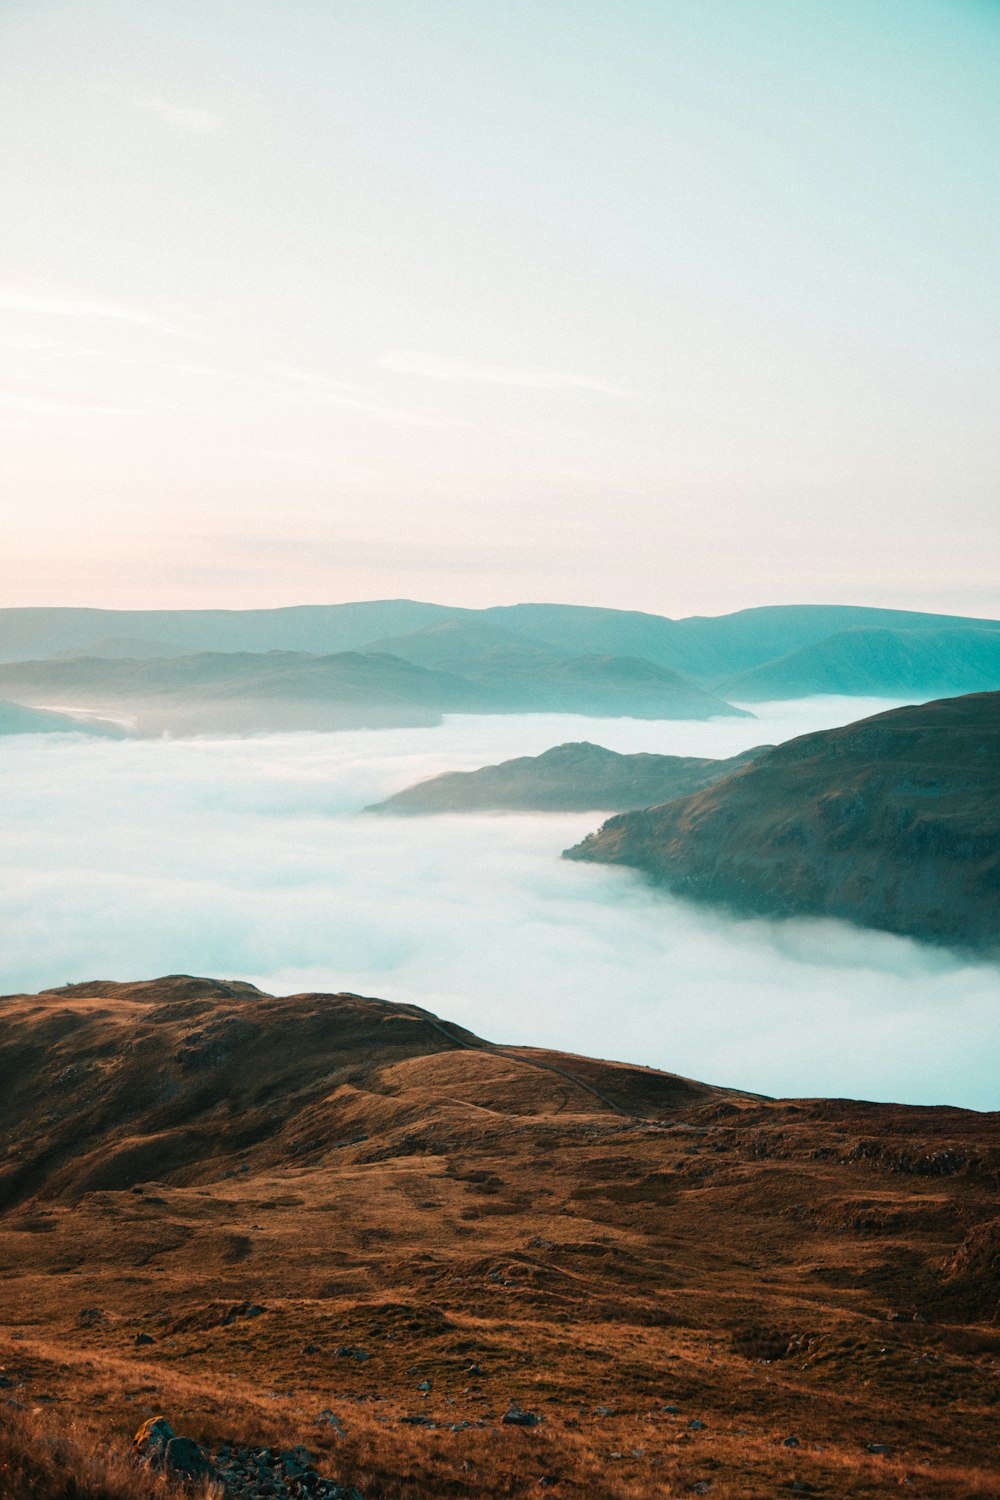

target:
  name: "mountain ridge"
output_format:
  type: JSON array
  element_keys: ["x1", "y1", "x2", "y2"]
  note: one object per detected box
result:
[{"x1": 367, "y1": 740, "x2": 771, "y2": 814}]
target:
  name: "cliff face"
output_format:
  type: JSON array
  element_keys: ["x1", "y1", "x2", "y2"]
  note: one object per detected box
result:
[
  {"x1": 565, "y1": 693, "x2": 1000, "y2": 952},
  {"x1": 367, "y1": 741, "x2": 771, "y2": 814}
]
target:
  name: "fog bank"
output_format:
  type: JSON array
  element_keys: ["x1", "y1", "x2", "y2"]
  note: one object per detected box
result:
[{"x1": 2, "y1": 699, "x2": 997, "y2": 1109}]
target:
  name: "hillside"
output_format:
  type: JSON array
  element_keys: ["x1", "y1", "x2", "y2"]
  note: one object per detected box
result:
[
  {"x1": 0, "y1": 652, "x2": 483, "y2": 734},
  {"x1": 723, "y1": 626, "x2": 1000, "y2": 700},
  {"x1": 0, "y1": 975, "x2": 997, "y2": 1499},
  {"x1": 566, "y1": 692, "x2": 1000, "y2": 951},
  {"x1": 0, "y1": 647, "x2": 744, "y2": 734},
  {"x1": 0, "y1": 699, "x2": 127, "y2": 737},
  {"x1": 368, "y1": 741, "x2": 771, "y2": 814}
]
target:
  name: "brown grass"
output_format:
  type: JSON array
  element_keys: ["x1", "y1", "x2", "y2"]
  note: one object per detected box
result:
[
  {"x1": 0, "y1": 1402, "x2": 220, "y2": 1499},
  {"x1": 1, "y1": 977, "x2": 998, "y2": 1498}
]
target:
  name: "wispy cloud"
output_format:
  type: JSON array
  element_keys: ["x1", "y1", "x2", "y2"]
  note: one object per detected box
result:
[
  {"x1": 0, "y1": 282, "x2": 192, "y2": 338},
  {"x1": 380, "y1": 349, "x2": 628, "y2": 396},
  {"x1": 139, "y1": 98, "x2": 221, "y2": 133},
  {"x1": 269, "y1": 363, "x2": 443, "y2": 428}
]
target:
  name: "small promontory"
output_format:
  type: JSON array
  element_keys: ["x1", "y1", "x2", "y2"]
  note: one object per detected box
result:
[{"x1": 565, "y1": 692, "x2": 1000, "y2": 951}]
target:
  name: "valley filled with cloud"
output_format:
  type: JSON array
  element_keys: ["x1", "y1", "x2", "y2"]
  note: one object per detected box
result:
[{"x1": 5, "y1": 700, "x2": 996, "y2": 1109}]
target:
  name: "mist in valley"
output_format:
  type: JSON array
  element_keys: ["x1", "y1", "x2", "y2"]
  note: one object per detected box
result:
[{"x1": 3, "y1": 697, "x2": 996, "y2": 1111}]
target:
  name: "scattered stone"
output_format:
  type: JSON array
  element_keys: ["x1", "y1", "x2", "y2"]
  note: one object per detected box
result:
[
  {"x1": 77, "y1": 1307, "x2": 103, "y2": 1327},
  {"x1": 315, "y1": 1409, "x2": 347, "y2": 1434},
  {"x1": 688, "y1": 1419, "x2": 706, "y2": 1431},
  {"x1": 661, "y1": 1404, "x2": 682, "y2": 1414},
  {"x1": 301, "y1": 1343, "x2": 322, "y2": 1355},
  {"x1": 783, "y1": 1435, "x2": 800, "y2": 1448},
  {"x1": 134, "y1": 1332, "x2": 156, "y2": 1346},
  {"x1": 866, "y1": 1443, "x2": 892, "y2": 1455},
  {"x1": 503, "y1": 1401, "x2": 541, "y2": 1427},
  {"x1": 593, "y1": 1405, "x2": 615, "y2": 1417},
  {"x1": 416, "y1": 1379, "x2": 432, "y2": 1391}
]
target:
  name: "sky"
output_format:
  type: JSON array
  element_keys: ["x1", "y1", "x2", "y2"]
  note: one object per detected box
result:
[
  {"x1": 1, "y1": 0, "x2": 998, "y2": 617},
  {"x1": 4, "y1": 701, "x2": 997, "y2": 1109}
]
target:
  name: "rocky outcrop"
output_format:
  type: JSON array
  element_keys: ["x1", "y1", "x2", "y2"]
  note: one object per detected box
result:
[
  {"x1": 565, "y1": 692, "x2": 1000, "y2": 951},
  {"x1": 133, "y1": 1416, "x2": 360, "y2": 1498}
]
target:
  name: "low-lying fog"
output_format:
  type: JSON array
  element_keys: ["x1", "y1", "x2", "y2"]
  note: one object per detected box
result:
[{"x1": 3, "y1": 697, "x2": 997, "y2": 1110}]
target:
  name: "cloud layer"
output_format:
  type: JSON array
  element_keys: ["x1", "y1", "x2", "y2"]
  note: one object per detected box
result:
[{"x1": 2, "y1": 700, "x2": 996, "y2": 1110}]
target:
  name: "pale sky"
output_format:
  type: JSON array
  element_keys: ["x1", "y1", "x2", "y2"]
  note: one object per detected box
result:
[{"x1": 1, "y1": 0, "x2": 998, "y2": 616}]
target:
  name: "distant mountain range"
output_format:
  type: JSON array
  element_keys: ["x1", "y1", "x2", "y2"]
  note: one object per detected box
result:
[
  {"x1": 566, "y1": 692, "x2": 1000, "y2": 952},
  {"x1": 368, "y1": 741, "x2": 770, "y2": 814},
  {"x1": 0, "y1": 600, "x2": 997, "y2": 727}
]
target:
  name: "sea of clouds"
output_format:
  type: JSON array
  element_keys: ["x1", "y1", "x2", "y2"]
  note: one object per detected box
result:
[{"x1": 3, "y1": 697, "x2": 997, "y2": 1110}]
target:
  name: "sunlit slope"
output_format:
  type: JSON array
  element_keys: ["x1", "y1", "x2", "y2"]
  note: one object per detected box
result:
[{"x1": 0, "y1": 976, "x2": 997, "y2": 1499}]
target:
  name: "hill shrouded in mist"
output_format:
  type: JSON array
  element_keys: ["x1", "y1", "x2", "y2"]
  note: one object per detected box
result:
[
  {"x1": 368, "y1": 740, "x2": 771, "y2": 814},
  {"x1": 566, "y1": 692, "x2": 1000, "y2": 951},
  {"x1": 0, "y1": 974, "x2": 996, "y2": 1499},
  {"x1": 0, "y1": 647, "x2": 744, "y2": 734}
]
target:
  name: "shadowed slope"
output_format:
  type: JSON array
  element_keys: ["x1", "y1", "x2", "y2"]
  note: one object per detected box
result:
[{"x1": 566, "y1": 692, "x2": 1000, "y2": 951}]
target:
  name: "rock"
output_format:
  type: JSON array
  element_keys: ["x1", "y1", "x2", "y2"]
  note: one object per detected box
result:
[
  {"x1": 165, "y1": 1435, "x2": 213, "y2": 1479},
  {"x1": 661, "y1": 1404, "x2": 682, "y2": 1414},
  {"x1": 133, "y1": 1416, "x2": 176, "y2": 1460},
  {"x1": 783, "y1": 1435, "x2": 800, "y2": 1447},
  {"x1": 503, "y1": 1401, "x2": 541, "y2": 1427},
  {"x1": 416, "y1": 1379, "x2": 432, "y2": 1391},
  {"x1": 77, "y1": 1307, "x2": 103, "y2": 1327},
  {"x1": 866, "y1": 1443, "x2": 892, "y2": 1455},
  {"x1": 593, "y1": 1405, "x2": 615, "y2": 1417},
  {"x1": 134, "y1": 1332, "x2": 156, "y2": 1346},
  {"x1": 301, "y1": 1343, "x2": 322, "y2": 1355},
  {"x1": 315, "y1": 1409, "x2": 346, "y2": 1434},
  {"x1": 688, "y1": 1419, "x2": 706, "y2": 1431}
]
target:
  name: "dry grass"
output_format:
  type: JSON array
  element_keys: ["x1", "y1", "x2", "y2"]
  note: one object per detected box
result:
[
  {"x1": 1, "y1": 977, "x2": 998, "y2": 1498},
  {"x1": 0, "y1": 1402, "x2": 220, "y2": 1499}
]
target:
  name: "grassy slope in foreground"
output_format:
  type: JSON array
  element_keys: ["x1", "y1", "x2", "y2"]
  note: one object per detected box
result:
[
  {"x1": 566, "y1": 691, "x2": 1000, "y2": 951},
  {"x1": 367, "y1": 740, "x2": 771, "y2": 814},
  {"x1": 0, "y1": 975, "x2": 997, "y2": 1500}
]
